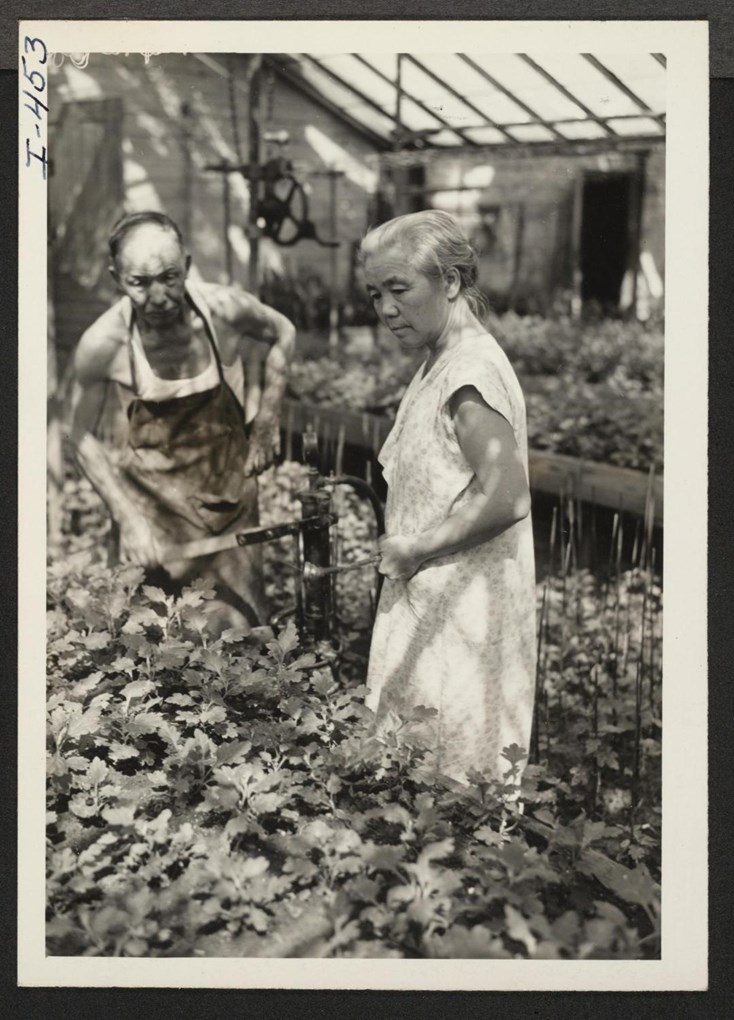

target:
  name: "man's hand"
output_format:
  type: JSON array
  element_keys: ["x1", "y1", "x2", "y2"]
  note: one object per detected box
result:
[
  {"x1": 119, "y1": 517, "x2": 161, "y2": 568},
  {"x1": 377, "y1": 534, "x2": 425, "y2": 581},
  {"x1": 244, "y1": 417, "x2": 281, "y2": 476}
]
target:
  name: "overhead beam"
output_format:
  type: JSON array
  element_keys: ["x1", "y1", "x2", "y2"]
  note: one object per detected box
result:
[
  {"x1": 376, "y1": 133, "x2": 665, "y2": 166},
  {"x1": 263, "y1": 54, "x2": 390, "y2": 150},
  {"x1": 518, "y1": 54, "x2": 617, "y2": 136},
  {"x1": 401, "y1": 53, "x2": 515, "y2": 144},
  {"x1": 299, "y1": 54, "x2": 409, "y2": 132},
  {"x1": 352, "y1": 53, "x2": 476, "y2": 146},
  {"x1": 464, "y1": 112, "x2": 665, "y2": 133}
]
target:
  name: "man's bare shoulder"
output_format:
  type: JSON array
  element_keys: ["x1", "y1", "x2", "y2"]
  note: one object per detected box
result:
[
  {"x1": 194, "y1": 279, "x2": 258, "y2": 323},
  {"x1": 75, "y1": 300, "x2": 129, "y2": 383}
]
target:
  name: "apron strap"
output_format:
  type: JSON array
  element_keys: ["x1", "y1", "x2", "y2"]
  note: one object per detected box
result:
[
  {"x1": 185, "y1": 286, "x2": 226, "y2": 385},
  {"x1": 125, "y1": 298, "x2": 140, "y2": 396}
]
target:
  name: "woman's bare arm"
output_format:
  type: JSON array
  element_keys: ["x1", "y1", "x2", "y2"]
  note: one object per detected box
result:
[{"x1": 378, "y1": 385, "x2": 530, "y2": 580}]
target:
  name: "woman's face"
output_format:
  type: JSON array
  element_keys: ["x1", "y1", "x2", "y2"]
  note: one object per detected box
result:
[{"x1": 363, "y1": 243, "x2": 454, "y2": 351}]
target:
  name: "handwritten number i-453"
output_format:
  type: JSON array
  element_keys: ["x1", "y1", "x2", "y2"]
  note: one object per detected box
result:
[{"x1": 22, "y1": 35, "x2": 49, "y2": 179}]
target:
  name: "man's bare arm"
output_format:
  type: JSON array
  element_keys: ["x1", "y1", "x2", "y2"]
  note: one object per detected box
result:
[
  {"x1": 206, "y1": 284, "x2": 296, "y2": 474},
  {"x1": 67, "y1": 330, "x2": 159, "y2": 566}
]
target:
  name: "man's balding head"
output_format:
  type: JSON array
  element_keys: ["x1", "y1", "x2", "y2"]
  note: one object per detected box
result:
[
  {"x1": 108, "y1": 212, "x2": 191, "y2": 328},
  {"x1": 108, "y1": 211, "x2": 186, "y2": 265}
]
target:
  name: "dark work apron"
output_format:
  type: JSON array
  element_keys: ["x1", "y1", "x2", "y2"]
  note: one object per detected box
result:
[{"x1": 118, "y1": 291, "x2": 254, "y2": 550}]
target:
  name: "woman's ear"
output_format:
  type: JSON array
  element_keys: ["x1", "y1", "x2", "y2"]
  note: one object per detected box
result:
[{"x1": 444, "y1": 267, "x2": 462, "y2": 300}]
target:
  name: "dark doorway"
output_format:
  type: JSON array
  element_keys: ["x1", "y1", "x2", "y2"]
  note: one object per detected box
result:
[
  {"x1": 407, "y1": 163, "x2": 427, "y2": 212},
  {"x1": 579, "y1": 173, "x2": 633, "y2": 309}
]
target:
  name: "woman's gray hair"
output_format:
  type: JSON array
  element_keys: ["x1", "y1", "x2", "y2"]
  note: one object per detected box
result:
[{"x1": 358, "y1": 209, "x2": 487, "y2": 320}]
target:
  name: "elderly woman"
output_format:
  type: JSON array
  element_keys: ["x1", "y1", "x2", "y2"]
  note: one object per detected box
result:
[{"x1": 360, "y1": 210, "x2": 536, "y2": 784}]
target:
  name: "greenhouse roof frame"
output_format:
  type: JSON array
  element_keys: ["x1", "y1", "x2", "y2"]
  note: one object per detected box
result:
[{"x1": 270, "y1": 51, "x2": 667, "y2": 153}]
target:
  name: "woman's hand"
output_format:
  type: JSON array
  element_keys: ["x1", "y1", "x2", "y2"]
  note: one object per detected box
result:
[{"x1": 377, "y1": 534, "x2": 424, "y2": 580}]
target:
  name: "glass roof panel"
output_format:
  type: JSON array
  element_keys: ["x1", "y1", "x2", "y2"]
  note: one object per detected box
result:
[
  {"x1": 525, "y1": 53, "x2": 641, "y2": 117},
  {"x1": 397, "y1": 58, "x2": 485, "y2": 129},
  {"x1": 462, "y1": 126, "x2": 510, "y2": 145},
  {"x1": 553, "y1": 119, "x2": 608, "y2": 140},
  {"x1": 407, "y1": 53, "x2": 533, "y2": 125},
  {"x1": 427, "y1": 128, "x2": 470, "y2": 147},
  {"x1": 592, "y1": 53, "x2": 667, "y2": 112},
  {"x1": 466, "y1": 53, "x2": 584, "y2": 121},
  {"x1": 606, "y1": 116, "x2": 664, "y2": 136},
  {"x1": 337, "y1": 103, "x2": 399, "y2": 139},
  {"x1": 357, "y1": 53, "x2": 399, "y2": 81},
  {"x1": 506, "y1": 123, "x2": 557, "y2": 142},
  {"x1": 290, "y1": 57, "x2": 395, "y2": 138},
  {"x1": 308, "y1": 55, "x2": 442, "y2": 132},
  {"x1": 291, "y1": 52, "x2": 666, "y2": 148},
  {"x1": 311, "y1": 55, "x2": 399, "y2": 115}
]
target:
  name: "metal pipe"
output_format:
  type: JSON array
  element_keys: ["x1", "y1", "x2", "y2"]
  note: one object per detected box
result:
[
  {"x1": 325, "y1": 474, "x2": 385, "y2": 536},
  {"x1": 303, "y1": 555, "x2": 379, "y2": 580},
  {"x1": 296, "y1": 486, "x2": 334, "y2": 643}
]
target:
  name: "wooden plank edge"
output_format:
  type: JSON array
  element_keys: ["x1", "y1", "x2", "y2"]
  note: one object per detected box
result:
[{"x1": 282, "y1": 398, "x2": 663, "y2": 525}]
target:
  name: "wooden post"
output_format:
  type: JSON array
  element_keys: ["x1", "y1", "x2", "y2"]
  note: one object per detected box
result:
[
  {"x1": 180, "y1": 101, "x2": 193, "y2": 245},
  {"x1": 223, "y1": 172, "x2": 233, "y2": 284},
  {"x1": 248, "y1": 55, "x2": 262, "y2": 297},
  {"x1": 570, "y1": 173, "x2": 585, "y2": 319},
  {"x1": 395, "y1": 53, "x2": 403, "y2": 140},
  {"x1": 629, "y1": 152, "x2": 648, "y2": 320},
  {"x1": 510, "y1": 202, "x2": 526, "y2": 311},
  {"x1": 328, "y1": 169, "x2": 342, "y2": 351}
]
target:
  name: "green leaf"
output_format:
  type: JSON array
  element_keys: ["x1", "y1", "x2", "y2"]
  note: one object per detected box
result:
[
  {"x1": 500, "y1": 743, "x2": 529, "y2": 768},
  {"x1": 109, "y1": 657, "x2": 136, "y2": 675},
  {"x1": 107, "y1": 742, "x2": 140, "y2": 762},
  {"x1": 325, "y1": 773, "x2": 343, "y2": 796},
  {"x1": 121, "y1": 679, "x2": 155, "y2": 704},
  {"x1": 101, "y1": 805, "x2": 136, "y2": 827},
  {"x1": 66, "y1": 707, "x2": 102, "y2": 741},
  {"x1": 362, "y1": 844, "x2": 405, "y2": 873},
  {"x1": 70, "y1": 672, "x2": 105, "y2": 700},
  {"x1": 86, "y1": 757, "x2": 109, "y2": 786},
  {"x1": 219, "y1": 625, "x2": 250, "y2": 644},
  {"x1": 79, "y1": 631, "x2": 112, "y2": 651},
  {"x1": 428, "y1": 925, "x2": 511, "y2": 959},
  {"x1": 142, "y1": 585, "x2": 170, "y2": 606},
  {"x1": 275, "y1": 619, "x2": 299, "y2": 659},
  {"x1": 216, "y1": 740, "x2": 252, "y2": 766},
  {"x1": 504, "y1": 904, "x2": 538, "y2": 955}
]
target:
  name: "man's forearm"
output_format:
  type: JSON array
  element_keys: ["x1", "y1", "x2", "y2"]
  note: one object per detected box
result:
[
  {"x1": 72, "y1": 432, "x2": 135, "y2": 523},
  {"x1": 254, "y1": 329, "x2": 293, "y2": 426}
]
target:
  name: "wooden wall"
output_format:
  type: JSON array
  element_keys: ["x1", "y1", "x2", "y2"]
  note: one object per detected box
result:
[
  {"x1": 47, "y1": 52, "x2": 666, "y2": 366},
  {"x1": 421, "y1": 144, "x2": 665, "y2": 313},
  {"x1": 48, "y1": 52, "x2": 381, "y2": 365}
]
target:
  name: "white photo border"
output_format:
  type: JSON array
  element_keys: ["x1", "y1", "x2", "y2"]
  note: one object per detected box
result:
[{"x1": 18, "y1": 18, "x2": 709, "y2": 991}]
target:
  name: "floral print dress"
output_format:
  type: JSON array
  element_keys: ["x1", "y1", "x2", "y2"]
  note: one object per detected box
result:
[{"x1": 366, "y1": 333, "x2": 536, "y2": 782}]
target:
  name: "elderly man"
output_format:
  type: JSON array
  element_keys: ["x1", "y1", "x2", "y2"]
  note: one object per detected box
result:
[{"x1": 68, "y1": 210, "x2": 296, "y2": 631}]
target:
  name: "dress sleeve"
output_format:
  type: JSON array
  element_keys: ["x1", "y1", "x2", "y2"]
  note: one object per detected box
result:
[{"x1": 439, "y1": 352, "x2": 518, "y2": 439}]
